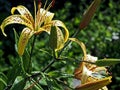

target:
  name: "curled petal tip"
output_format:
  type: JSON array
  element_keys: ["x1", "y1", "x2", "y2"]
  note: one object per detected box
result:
[
  {"x1": 0, "y1": 26, "x2": 7, "y2": 37},
  {"x1": 2, "y1": 31, "x2": 7, "y2": 37},
  {"x1": 11, "y1": 7, "x2": 16, "y2": 14}
]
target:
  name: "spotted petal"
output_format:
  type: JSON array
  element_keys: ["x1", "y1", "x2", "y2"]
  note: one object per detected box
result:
[
  {"x1": 11, "y1": 5, "x2": 34, "y2": 23},
  {"x1": 1, "y1": 15, "x2": 33, "y2": 36},
  {"x1": 39, "y1": 8, "x2": 54, "y2": 24},
  {"x1": 52, "y1": 20, "x2": 69, "y2": 43},
  {"x1": 18, "y1": 27, "x2": 34, "y2": 56},
  {"x1": 49, "y1": 26, "x2": 64, "y2": 51},
  {"x1": 75, "y1": 76, "x2": 112, "y2": 90}
]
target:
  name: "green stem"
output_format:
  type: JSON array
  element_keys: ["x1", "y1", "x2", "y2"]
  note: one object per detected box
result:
[
  {"x1": 30, "y1": 36, "x2": 37, "y2": 60},
  {"x1": 28, "y1": 35, "x2": 37, "y2": 73},
  {"x1": 42, "y1": 49, "x2": 57, "y2": 72},
  {"x1": 42, "y1": 59, "x2": 56, "y2": 72}
]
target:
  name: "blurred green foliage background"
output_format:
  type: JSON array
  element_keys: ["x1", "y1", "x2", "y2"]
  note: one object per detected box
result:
[{"x1": 0, "y1": 0, "x2": 120, "y2": 89}]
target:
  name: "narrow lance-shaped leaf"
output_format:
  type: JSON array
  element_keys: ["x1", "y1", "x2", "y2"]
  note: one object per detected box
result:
[
  {"x1": 10, "y1": 76, "x2": 26, "y2": 90},
  {"x1": 0, "y1": 73, "x2": 7, "y2": 86},
  {"x1": 95, "y1": 59, "x2": 120, "y2": 66},
  {"x1": 75, "y1": 76, "x2": 112, "y2": 90},
  {"x1": 79, "y1": 0, "x2": 101, "y2": 29},
  {"x1": 18, "y1": 27, "x2": 34, "y2": 56},
  {"x1": 0, "y1": 15, "x2": 33, "y2": 37},
  {"x1": 13, "y1": 28, "x2": 19, "y2": 53}
]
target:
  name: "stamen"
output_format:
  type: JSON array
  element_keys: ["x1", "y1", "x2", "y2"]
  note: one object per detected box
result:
[
  {"x1": 43, "y1": 0, "x2": 48, "y2": 9},
  {"x1": 46, "y1": 1, "x2": 53, "y2": 11},
  {"x1": 38, "y1": 0, "x2": 42, "y2": 9},
  {"x1": 51, "y1": 0, "x2": 55, "y2": 8},
  {"x1": 39, "y1": 1, "x2": 53, "y2": 25},
  {"x1": 34, "y1": 0, "x2": 37, "y2": 30}
]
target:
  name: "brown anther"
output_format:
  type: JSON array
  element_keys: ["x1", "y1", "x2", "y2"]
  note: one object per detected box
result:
[{"x1": 51, "y1": 0, "x2": 55, "y2": 7}]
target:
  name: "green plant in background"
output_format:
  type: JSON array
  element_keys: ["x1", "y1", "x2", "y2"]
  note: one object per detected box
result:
[{"x1": 0, "y1": 0, "x2": 120, "y2": 90}]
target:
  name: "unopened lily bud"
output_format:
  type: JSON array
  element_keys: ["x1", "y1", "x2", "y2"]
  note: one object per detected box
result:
[{"x1": 79, "y1": 0, "x2": 101, "y2": 29}]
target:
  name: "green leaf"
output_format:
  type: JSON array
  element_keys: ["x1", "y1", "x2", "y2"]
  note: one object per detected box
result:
[
  {"x1": 7, "y1": 62, "x2": 23, "y2": 85},
  {"x1": 0, "y1": 73, "x2": 7, "y2": 90},
  {"x1": 21, "y1": 49, "x2": 32, "y2": 74},
  {"x1": 95, "y1": 59, "x2": 120, "y2": 66},
  {"x1": 13, "y1": 28, "x2": 19, "y2": 53},
  {"x1": 48, "y1": 71, "x2": 60, "y2": 78},
  {"x1": 10, "y1": 76, "x2": 26, "y2": 90},
  {"x1": 46, "y1": 77, "x2": 63, "y2": 90}
]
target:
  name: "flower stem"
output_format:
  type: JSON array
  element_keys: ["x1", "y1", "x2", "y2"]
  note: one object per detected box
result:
[
  {"x1": 28, "y1": 35, "x2": 37, "y2": 73},
  {"x1": 30, "y1": 35, "x2": 37, "y2": 60}
]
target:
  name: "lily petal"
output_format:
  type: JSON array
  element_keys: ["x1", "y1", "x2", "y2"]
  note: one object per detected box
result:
[
  {"x1": 52, "y1": 20, "x2": 69, "y2": 43},
  {"x1": 11, "y1": 5, "x2": 34, "y2": 24},
  {"x1": 69, "y1": 38, "x2": 87, "y2": 58},
  {"x1": 55, "y1": 26, "x2": 65, "y2": 51},
  {"x1": 75, "y1": 76, "x2": 112, "y2": 90},
  {"x1": 40, "y1": 8, "x2": 54, "y2": 24},
  {"x1": 49, "y1": 26, "x2": 64, "y2": 51},
  {"x1": 34, "y1": 27, "x2": 50, "y2": 35},
  {"x1": 18, "y1": 27, "x2": 34, "y2": 56},
  {"x1": 1, "y1": 15, "x2": 33, "y2": 36}
]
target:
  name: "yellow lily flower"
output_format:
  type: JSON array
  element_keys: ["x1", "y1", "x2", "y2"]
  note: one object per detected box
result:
[
  {"x1": 74, "y1": 54, "x2": 111, "y2": 90},
  {"x1": 0, "y1": 1, "x2": 69, "y2": 56},
  {"x1": 69, "y1": 38, "x2": 111, "y2": 89}
]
